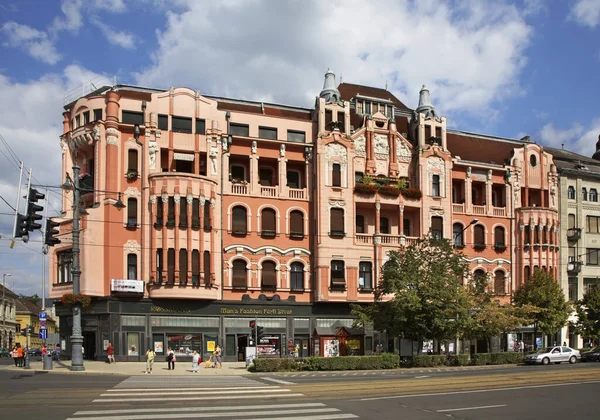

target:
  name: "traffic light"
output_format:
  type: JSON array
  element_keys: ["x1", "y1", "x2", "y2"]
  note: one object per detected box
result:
[
  {"x1": 26, "y1": 188, "x2": 45, "y2": 231},
  {"x1": 257, "y1": 326, "x2": 264, "y2": 341},
  {"x1": 249, "y1": 320, "x2": 256, "y2": 329},
  {"x1": 44, "y1": 219, "x2": 61, "y2": 247},
  {"x1": 14, "y1": 213, "x2": 29, "y2": 239}
]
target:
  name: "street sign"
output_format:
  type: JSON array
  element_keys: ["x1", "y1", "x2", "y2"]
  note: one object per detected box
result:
[
  {"x1": 39, "y1": 320, "x2": 46, "y2": 328},
  {"x1": 39, "y1": 311, "x2": 47, "y2": 320},
  {"x1": 39, "y1": 328, "x2": 47, "y2": 340}
]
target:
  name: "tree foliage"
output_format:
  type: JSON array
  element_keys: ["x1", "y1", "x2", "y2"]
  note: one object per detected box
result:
[
  {"x1": 513, "y1": 269, "x2": 570, "y2": 337},
  {"x1": 570, "y1": 285, "x2": 600, "y2": 343},
  {"x1": 353, "y1": 236, "x2": 470, "y2": 346},
  {"x1": 18, "y1": 294, "x2": 41, "y2": 305}
]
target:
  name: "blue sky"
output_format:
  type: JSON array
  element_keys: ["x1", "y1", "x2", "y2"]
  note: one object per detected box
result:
[{"x1": 0, "y1": 0, "x2": 599, "y2": 295}]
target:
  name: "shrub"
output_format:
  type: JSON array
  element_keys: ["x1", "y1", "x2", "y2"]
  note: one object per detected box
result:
[
  {"x1": 409, "y1": 355, "x2": 447, "y2": 367},
  {"x1": 251, "y1": 357, "x2": 305, "y2": 372},
  {"x1": 60, "y1": 293, "x2": 91, "y2": 309},
  {"x1": 354, "y1": 183, "x2": 377, "y2": 194},
  {"x1": 446, "y1": 354, "x2": 470, "y2": 366},
  {"x1": 251, "y1": 354, "x2": 399, "y2": 372},
  {"x1": 401, "y1": 188, "x2": 422, "y2": 200},
  {"x1": 472, "y1": 352, "x2": 523, "y2": 365},
  {"x1": 378, "y1": 185, "x2": 401, "y2": 197}
]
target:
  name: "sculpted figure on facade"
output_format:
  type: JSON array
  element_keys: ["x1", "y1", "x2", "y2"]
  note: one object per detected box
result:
[
  {"x1": 92, "y1": 125, "x2": 101, "y2": 142},
  {"x1": 354, "y1": 134, "x2": 366, "y2": 157},
  {"x1": 210, "y1": 147, "x2": 218, "y2": 175},
  {"x1": 396, "y1": 138, "x2": 411, "y2": 162},
  {"x1": 280, "y1": 144, "x2": 286, "y2": 157},
  {"x1": 324, "y1": 143, "x2": 347, "y2": 164},
  {"x1": 373, "y1": 134, "x2": 389, "y2": 159},
  {"x1": 148, "y1": 141, "x2": 159, "y2": 169},
  {"x1": 251, "y1": 141, "x2": 257, "y2": 154}
]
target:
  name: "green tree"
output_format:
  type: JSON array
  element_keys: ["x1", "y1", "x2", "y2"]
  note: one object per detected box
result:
[
  {"x1": 513, "y1": 269, "x2": 570, "y2": 346},
  {"x1": 353, "y1": 236, "x2": 471, "y2": 352},
  {"x1": 570, "y1": 285, "x2": 600, "y2": 345},
  {"x1": 464, "y1": 272, "x2": 534, "y2": 352},
  {"x1": 18, "y1": 294, "x2": 41, "y2": 305}
]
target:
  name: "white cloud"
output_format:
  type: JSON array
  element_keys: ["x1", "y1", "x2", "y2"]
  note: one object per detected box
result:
[
  {"x1": 93, "y1": 0, "x2": 127, "y2": 13},
  {"x1": 91, "y1": 18, "x2": 136, "y2": 49},
  {"x1": 569, "y1": 0, "x2": 600, "y2": 28},
  {"x1": 1, "y1": 21, "x2": 61, "y2": 64},
  {"x1": 136, "y1": 0, "x2": 532, "y2": 119},
  {"x1": 539, "y1": 120, "x2": 600, "y2": 157},
  {"x1": 50, "y1": 0, "x2": 84, "y2": 35},
  {"x1": 523, "y1": 0, "x2": 547, "y2": 16}
]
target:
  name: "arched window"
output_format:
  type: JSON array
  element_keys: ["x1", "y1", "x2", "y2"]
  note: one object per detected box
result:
[
  {"x1": 380, "y1": 217, "x2": 389, "y2": 234},
  {"x1": 473, "y1": 269, "x2": 487, "y2": 292},
  {"x1": 355, "y1": 215, "x2": 365, "y2": 234},
  {"x1": 590, "y1": 189, "x2": 598, "y2": 202},
  {"x1": 127, "y1": 198, "x2": 137, "y2": 228},
  {"x1": 431, "y1": 216, "x2": 443, "y2": 239},
  {"x1": 568, "y1": 186, "x2": 575, "y2": 200},
  {"x1": 332, "y1": 163, "x2": 341, "y2": 187},
  {"x1": 179, "y1": 248, "x2": 188, "y2": 284},
  {"x1": 494, "y1": 271, "x2": 506, "y2": 295},
  {"x1": 127, "y1": 254, "x2": 137, "y2": 280},
  {"x1": 432, "y1": 174, "x2": 440, "y2": 197},
  {"x1": 474, "y1": 225, "x2": 485, "y2": 247},
  {"x1": 290, "y1": 210, "x2": 304, "y2": 238},
  {"x1": 232, "y1": 206, "x2": 247, "y2": 235},
  {"x1": 261, "y1": 261, "x2": 277, "y2": 290},
  {"x1": 453, "y1": 223, "x2": 464, "y2": 247},
  {"x1": 127, "y1": 149, "x2": 138, "y2": 174},
  {"x1": 583, "y1": 187, "x2": 588, "y2": 201},
  {"x1": 494, "y1": 226, "x2": 506, "y2": 248},
  {"x1": 261, "y1": 208, "x2": 276, "y2": 237},
  {"x1": 330, "y1": 208, "x2": 345, "y2": 237},
  {"x1": 191, "y1": 250, "x2": 200, "y2": 285},
  {"x1": 290, "y1": 262, "x2": 304, "y2": 290},
  {"x1": 231, "y1": 260, "x2": 247, "y2": 289}
]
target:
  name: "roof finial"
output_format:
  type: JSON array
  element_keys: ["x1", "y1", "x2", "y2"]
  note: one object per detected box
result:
[
  {"x1": 385, "y1": 80, "x2": 388, "y2": 90},
  {"x1": 319, "y1": 69, "x2": 342, "y2": 105},
  {"x1": 416, "y1": 84, "x2": 435, "y2": 117},
  {"x1": 593, "y1": 134, "x2": 600, "y2": 161}
]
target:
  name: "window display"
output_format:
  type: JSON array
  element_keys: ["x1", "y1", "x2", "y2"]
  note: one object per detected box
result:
[
  {"x1": 167, "y1": 334, "x2": 202, "y2": 356},
  {"x1": 257, "y1": 335, "x2": 281, "y2": 357},
  {"x1": 127, "y1": 332, "x2": 139, "y2": 356}
]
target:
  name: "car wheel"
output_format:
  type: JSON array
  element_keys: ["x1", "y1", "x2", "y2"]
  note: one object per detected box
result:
[
  {"x1": 569, "y1": 356, "x2": 577, "y2": 364},
  {"x1": 542, "y1": 357, "x2": 550, "y2": 365}
]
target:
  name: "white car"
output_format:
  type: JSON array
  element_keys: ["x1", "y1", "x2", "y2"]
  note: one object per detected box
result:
[{"x1": 524, "y1": 346, "x2": 580, "y2": 365}]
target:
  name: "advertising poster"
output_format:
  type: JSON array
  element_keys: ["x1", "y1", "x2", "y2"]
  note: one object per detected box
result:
[
  {"x1": 257, "y1": 335, "x2": 281, "y2": 357},
  {"x1": 323, "y1": 339, "x2": 339, "y2": 357},
  {"x1": 154, "y1": 342, "x2": 164, "y2": 353},
  {"x1": 207, "y1": 341, "x2": 215, "y2": 352}
]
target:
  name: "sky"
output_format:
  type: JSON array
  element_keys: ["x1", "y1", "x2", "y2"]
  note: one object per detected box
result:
[{"x1": 0, "y1": 0, "x2": 600, "y2": 296}]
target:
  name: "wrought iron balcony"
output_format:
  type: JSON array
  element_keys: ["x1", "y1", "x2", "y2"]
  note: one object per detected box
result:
[
  {"x1": 567, "y1": 228, "x2": 581, "y2": 241},
  {"x1": 567, "y1": 260, "x2": 582, "y2": 274}
]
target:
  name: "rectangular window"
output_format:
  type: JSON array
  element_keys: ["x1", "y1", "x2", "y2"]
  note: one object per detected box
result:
[
  {"x1": 83, "y1": 111, "x2": 90, "y2": 124},
  {"x1": 203, "y1": 251, "x2": 211, "y2": 285},
  {"x1": 127, "y1": 198, "x2": 138, "y2": 227},
  {"x1": 287, "y1": 130, "x2": 306, "y2": 143},
  {"x1": 587, "y1": 248, "x2": 600, "y2": 266},
  {"x1": 172, "y1": 116, "x2": 192, "y2": 133},
  {"x1": 569, "y1": 214, "x2": 576, "y2": 229},
  {"x1": 179, "y1": 199, "x2": 188, "y2": 229},
  {"x1": 587, "y1": 216, "x2": 600, "y2": 233},
  {"x1": 158, "y1": 114, "x2": 168, "y2": 130},
  {"x1": 259, "y1": 126, "x2": 278, "y2": 140},
  {"x1": 191, "y1": 250, "x2": 200, "y2": 285},
  {"x1": 56, "y1": 250, "x2": 73, "y2": 284},
  {"x1": 568, "y1": 278, "x2": 578, "y2": 302},
  {"x1": 128, "y1": 149, "x2": 138, "y2": 173},
  {"x1": 195, "y1": 118, "x2": 206, "y2": 135},
  {"x1": 156, "y1": 248, "x2": 163, "y2": 284},
  {"x1": 167, "y1": 197, "x2": 175, "y2": 228},
  {"x1": 93, "y1": 109, "x2": 102, "y2": 121},
  {"x1": 127, "y1": 254, "x2": 137, "y2": 280},
  {"x1": 330, "y1": 208, "x2": 345, "y2": 237},
  {"x1": 191, "y1": 198, "x2": 200, "y2": 229},
  {"x1": 167, "y1": 248, "x2": 175, "y2": 284},
  {"x1": 330, "y1": 260, "x2": 345, "y2": 289},
  {"x1": 365, "y1": 102, "x2": 371, "y2": 114},
  {"x1": 332, "y1": 163, "x2": 341, "y2": 187},
  {"x1": 203, "y1": 201, "x2": 211, "y2": 230},
  {"x1": 380, "y1": 217, "x2": 389, "y2": 234},
  {"x1": 432, "y1": 175, "x2": 440, "y2": 197},
  {"x1": 359, "y1": 262, "x2": 373, "y2": 290},
  {"x1": 122, "y1": 110, "x2": 144, "y2": 125},
  {"x1": 286, "y1": 170, "x2": 301, "y2": 189},
  {"x1": 584, "y1": 278, "x2": 600, "y2": 295},
  {"x1": 325, "y1": 109, "x2": 333, "y2": 127},
  {"x1": 179, "y1": 249, "x2": 188, "y2": 284},
  {"x1": 431, "y1": 216, "x2": 443, "y2": 240},
  {"x1": 357, "y1": 101, "x2": 363, "y2": 114},
  {"x1": 356, "y1": 215, "x2": 365, "y2": 234},
  {"x1": 155, "y1": 200, "x2": 164, "y2": 226},
  {"x1": 290, "y1": 263, "x2": 304, "y2": 290},
  {"x1": 230, "y1": 123, "x2": 249, "y2": 137},
  {"x1": 569, "y1": 247, "x2": 576, "y2": 262}
]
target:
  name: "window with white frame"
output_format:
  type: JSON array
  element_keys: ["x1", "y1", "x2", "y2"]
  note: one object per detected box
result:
[
  {"x1": 359, "y1": 262, "x2": 373, "y2": 290},
  {"x1": 127, "y1": 254, "x2": 137, "y2": 280}
]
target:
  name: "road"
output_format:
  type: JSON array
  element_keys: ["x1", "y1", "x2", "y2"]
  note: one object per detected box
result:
[{"x1": 0, "y1": 363, "x2": 598, "y2": 419}]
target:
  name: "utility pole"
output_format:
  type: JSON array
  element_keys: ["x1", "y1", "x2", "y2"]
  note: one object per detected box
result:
[
  {"x1": 70, "y1": 165, "x2": 84, "y2": 371},
  {"x1": 41, "y1": 189, "x2": 48, "y2": 349},
  {"x1": 11, "y1": 162, "x2": 23, "y2": 239},
  {"x1": 2, "y1": 273, "x2": 11, "y2": 349}
]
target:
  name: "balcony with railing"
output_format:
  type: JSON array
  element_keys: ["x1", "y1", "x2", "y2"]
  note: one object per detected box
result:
[
  {"x1": 452, "y1": 203, "x2": 465, "y2": 213},
  {"x1": 567, "y1": 228, "x2": 581, "y2": 241},
  {"x1": 567, "y1": 260, "x2": 582, "y2": 275},
  {"x1": 355, "y1": 234, "x2": 419, "y2": 247}
]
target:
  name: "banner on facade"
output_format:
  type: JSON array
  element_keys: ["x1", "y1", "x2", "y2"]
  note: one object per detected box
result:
[{"x1": 111, "y1": 279, "x2": 144, "y2": 293}]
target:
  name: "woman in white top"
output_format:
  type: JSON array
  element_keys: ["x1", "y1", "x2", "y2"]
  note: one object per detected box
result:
[{"x1": 192, "y1": 351, "x2": 200, "y2": 373}]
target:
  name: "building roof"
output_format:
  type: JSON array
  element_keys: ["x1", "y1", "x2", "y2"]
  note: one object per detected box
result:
[
  {"x1": 338, "y1": 83, "x2": 410, "y2": 110},
  {"x1": 16, "y1": 298, "x2": 45, "y2": 316},
  {"x1": 447, "y1": 130, "x2": 526, "y2": 166},
  {"x1": 0, "y1": 284, "x2": 19, "y2": 300},
  {"x1": 546, "y1": 146, "x2": 600, "y2": 177}
]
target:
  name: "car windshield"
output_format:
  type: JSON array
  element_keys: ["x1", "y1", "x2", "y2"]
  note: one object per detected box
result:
[{"x1": 537, "y1": 348, "x2": 555, "y2": 354}]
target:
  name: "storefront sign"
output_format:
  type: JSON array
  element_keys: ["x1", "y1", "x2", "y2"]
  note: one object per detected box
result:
[
  {"x1": 111, "y1": 279, "x2": 144, "y2": 293},
  {"x1": 219, "y1": 307, "x2": 293, "y2": 316}
]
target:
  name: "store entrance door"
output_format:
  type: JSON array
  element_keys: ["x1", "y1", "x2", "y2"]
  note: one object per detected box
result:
[
  {"x1": 237, "y1": 335, "x2": 248, "y2": 361},
  {"x1": 294, "y1": 336, "x2": 309, "y2": 357},
  {"x1": 83, "y1": 332, "x2": 96, "y2": 360}
]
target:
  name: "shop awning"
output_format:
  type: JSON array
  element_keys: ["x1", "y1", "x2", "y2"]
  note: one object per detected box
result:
[{"x1": 174, "y1": 152, "x2": 195, "y2": 161}]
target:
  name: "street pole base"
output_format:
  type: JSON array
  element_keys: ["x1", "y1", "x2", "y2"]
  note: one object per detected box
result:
[{"x1": 70, "y1": 365, "x2": 85, "y2": 372}]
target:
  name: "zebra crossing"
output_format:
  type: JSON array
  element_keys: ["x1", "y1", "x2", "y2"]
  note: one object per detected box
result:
[{"x1": 65, "y1": 375, "x2": 358, "y2": 420}]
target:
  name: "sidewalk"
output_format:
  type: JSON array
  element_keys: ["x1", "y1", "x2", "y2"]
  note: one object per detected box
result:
[{"x1": 0, "y1": 359, "x2": 250, "y2": 376}]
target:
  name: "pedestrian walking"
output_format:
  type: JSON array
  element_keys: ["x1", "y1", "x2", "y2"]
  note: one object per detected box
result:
[
  {"x1": 145, "y1": 348, "x2": 155, "y2": 374},
  {"x1": 16, "y1": 345, "x2": 23, "y2": 367},
  {"x1": 166, "y1": 347, "x2": 176, "y2": 370},
  {"x1": 55, "y1": 344, "x2": 61, "y2": 361},
  {"x1": 11, "y1": 346, "x2": 18, "y2": 367},
  {"x1": 107, "y1": 342, "x2": 115, "y2": 363},
  {"x1": 192, "y1": 350, "x2": 200, "y2": 373},
  {"x1": 215, "y1": 344, "x2": 222, "y2": 368}
]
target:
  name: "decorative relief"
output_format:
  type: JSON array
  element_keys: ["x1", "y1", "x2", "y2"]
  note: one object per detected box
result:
[
  {"x1": 149, "y1": 195, "x2": 156, "y2": 204},
  {"x1": 210, "y1": 199, "x2": 216, "y2": 208},
  {"x1": 374, "y1": 134, "x2": 389, "y2": 159},
  {"x1": 466, "y1": 167, "x2": 472, "y2": 178},
  {"x1": 199, "y1": 197, "x2": 206, "y2": 205},
  {"x1": 328, "y1": 200, "x2": 346, "y2": 208},
  {"x1": 161, "y1": 195, "x2": 169, "y2": 203},
  {"x1": 125, "y1": 139, "x2": 137, "y2": 148},
  {"x1": 487, "y1": 170, "x2": 492, "y2": 181},
  {"x1": 374, "y1": 236, "x2": 382, "y2": 245},
  {"x1": 280, "y1": 144, "x2": 286, "y2": 157},
  {"x1": 427, "y1": 156, "x2": 445, "y2": 172},
  {"x1": 354, "y1": 135, "x2": 366, "y2": 157},
  {"x1": 124, "y1": 187, "x2": 141, "y2": 197},
  {"x1": 251, "y1": 141, "x2": 257, "y2": 154},
  {"x1": 92, "y1": 125, "x2": 101, "y2": 142},
  {"x1": 60, "y1": 139, "x2": 67, "y2": 154},
  {"x1": 210, "y1": 147, "x2": 218, "y2": 175},
  {"x1": 430, "y1": 208, "x2": 444, "y2": 216},
  {"x1": 186, "y1": 195, "x2": 193, "y2": 204},
  {"x1": 325, "y1": 143, "x2": 347, "y2": 164},
  {"x1": 174, "y1": 195, "x2": 181, "y2": 204},
  {"x1": 396, "y1": 139, "x2": 411, "y2": 162},
  {"x1": 148, "y1": 141, "x2": 158, "y2": 169},
  {"x1": 124, "y1": 240, "x2": 141, "y2": 253},
  {"x1": 105, "y1": 127, "x2": 119, "y2": 146}
]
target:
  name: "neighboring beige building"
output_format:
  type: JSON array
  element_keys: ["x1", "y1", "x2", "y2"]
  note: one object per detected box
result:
[{"x1": 0, "y1": 284, "x2": 18, "y2": 349}]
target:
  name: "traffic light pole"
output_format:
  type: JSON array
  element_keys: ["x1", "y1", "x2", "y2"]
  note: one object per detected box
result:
[
  {"x1": 11, "y1": 162, "x2": 23, "y2": 239},
  {"x1": 70, "y1": 165, "x2": 84, "y2": 371},
  {"x1": 24, "y1": 325, "x2": 30, "y2": 369}
]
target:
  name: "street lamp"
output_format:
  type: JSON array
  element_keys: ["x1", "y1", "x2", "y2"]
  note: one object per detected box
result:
[
  {"x1": 2, "y1": 273, "x2": 11, "y2": 349},
  {"x1": 61, "y1": 166, "x2": 125, "y2": 371},
  {"x1": 454, "y1": 218, "x2": 478, "y2": 245}
]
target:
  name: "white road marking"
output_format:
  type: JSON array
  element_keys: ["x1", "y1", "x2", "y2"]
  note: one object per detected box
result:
[
  {"x1": 105, "y1": 386, "x2": 278, "y2": 392},
  {"x1": 263, "y1": 415, "x2": 357, "y2": 420},
  {"x1": 74, "y1": 403, "x2": 327, "y2": 416},
  {"x1": 357, "y1": 380, "x2": 600, "y2": 401},
  {"x1": 437, "y1": 404, "x2": 507, "y2": 412},
  {"x1": 100, "y1": 388, "x2": 292, "y2": 397},
  {"x1": 262, "y1": 377, "x2": 296, "y2": 385},
  {"x1": 415, "y1": 376, "x2": 430, "y2": 379},
  {"x1": 93, "y1": 392, "x2": 303, "y2": 403}
]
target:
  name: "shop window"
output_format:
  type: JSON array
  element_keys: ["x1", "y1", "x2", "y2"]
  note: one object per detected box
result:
[
  {"x1": 232, "y1": 260, "x2": 247, "y2": 289},
  {"x1": 191, "y1": 250, "x2": 200, "y2": 285},
  {"x1": 172, "y1": 116, "x2": 192, "y2": 133},
  {"x1": 203, "y1": 251, "x2": 211, "y2": 285},
  {"x1": 232, "y1": 206, "x2": 247, "y2": 235},
  {"x1": 290, "y1": 262, "x2": 304, "y2": 290},
  {"x1": 330, "y1": 208, "x2": 345, "y2": 237},
  {"x1": 122, "y1": 110, "x2": 144, "y2": 126},
  {"x1": 195, "y1": 118, "x2": 206, "y2": 135},
  {"x1": 127, "y1": 254, "x2": 137, "y2": 280},
  {"x1": 167, "y1": 248, "x2": 175, "y2": 284},
  {"x1": 356, "y1": 215, "x2": 365, "y2": 234},
  {"x1": 330, "y1": 260, "x2": 346, "y2": 290},
  {"x1": 155, "y1": 199, "x2": 164, "y2": 227},
  {"x1": 127, "y1": 198, "x2": 137, "y2": 228},
  {"x1": 289, "y1": 210, "x2": 304, "y2": 238},
  {"x1": 203, "y1": 201, "x2": 212, "y2": 230},
  {"x1": 261, "y1": 261, "x2": 277, "y2": 291},
  {"x1": 380, "y1": 217, "x2": 389, "y2": 234},
  {"x1": 56, "y1": 249, "x2": 73, "y2": 284},
  {"x1": 359, "y1": 262, "x2": 373, "y2": 290},
  {"x1": 179, "y1": 199, "x2": 188, "y2": 229},
  {"x1": 494, "y1": 271, "x2": 506, "y2": 295},
  {"x1": 431, "y1": 216, "x2": 443, "y2": 240},
  {"x1": 261, "y1": 208, "x2": 276, "y2": 237},
  {"x1": 191, "y1": 198, "x2": 200, "y2": 229},
  {"x1": 474, "y1": 225, "x2": 485, "y2": 247},
  {"x1": 259, "y1": 126, "x2": 277, "y2": 140},
  {"x1": 167, "y1": 334, "x2": 202, "y2": 357},
  {"x1": 332, "y1": 163, "x2": 341, "y2": 187},
  {"x1": 158, "y1": 114, "x2": 168, "y2": 130},
  {"x1": 166, "y1": 197, "x2": 175, "y2": 228},
  {"x1": 494, "y1": 226, "x2": 505, "y2": 247},
  {"x1": 127, "y1": 149, "x2": 138, "y2": 175},
  {"x1": 156, "y1": 248, "x2": 163, "y2": 284},
  {"x1": 568, "y1": 186, "x2": 575, "y2": 200},
  {"x1": 179, "y1": 249, "x2": 188, "y2": 284},
  {"x1": 453, "y1": 223, "x2": 464, "y2": 247},
  {"x1": 432, "y1": 174, "x2": 440, "y2": 197},
  {"x1": 127, "y1": 332, "x2": 139, "y2": 356},
  {"x1": 230, "y1": 123, "x2": 249, "y2": 137},
  {"x1": 259, "y1": 168, "x2": 273, "y2": 186}
]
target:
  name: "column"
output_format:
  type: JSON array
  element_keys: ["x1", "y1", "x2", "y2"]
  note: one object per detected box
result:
[
  {"x1": 399, "y1": 205, "x2": 404, "y2": 240},
  {"x1": 250, "y1": 156, "x2": 259, "y2": 195},
  {"x1": 279, "y1": 157, "x2": 287, "y2": 197},
  {"x1": 104, "y1": 90, "x2": 120, "y2": 196},
  {"x1": 174, "y1": 194, "x2": 181, "y2": 283},
  {"x1": 486, "y1": 171, "x2": 492, "y2": 215},
  {"x1": 465, "y1": 175, "x2": 472, "y2": 214}
]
